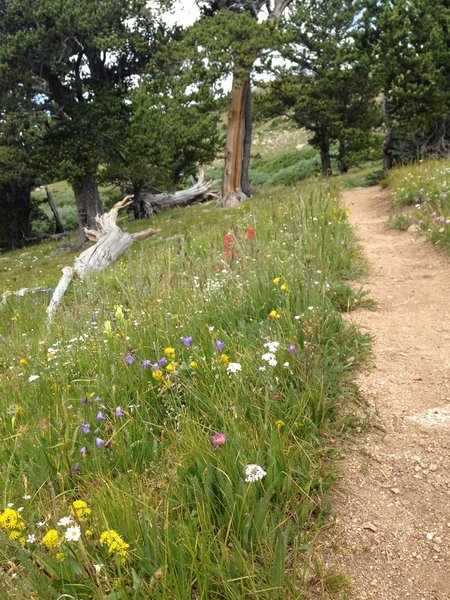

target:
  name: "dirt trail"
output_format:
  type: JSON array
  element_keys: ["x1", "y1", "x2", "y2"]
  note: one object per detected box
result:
[{"x1": 332, "y1": 186, "x2": 450, "y2": 599}]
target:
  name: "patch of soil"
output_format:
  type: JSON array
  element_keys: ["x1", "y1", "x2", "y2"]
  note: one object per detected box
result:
[{"x1": 324, "y1": 186, "x2": 450, "y2": 599}]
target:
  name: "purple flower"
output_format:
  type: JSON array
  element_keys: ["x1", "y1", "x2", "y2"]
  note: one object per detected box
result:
[
  {"x1": 124, "y1": 354, "x2": 135, "y2": 365},
  {"x1": 151, "y1": 362, "x2": 160, "y2": 371},
  {"x1": 181, "y1": 336, "x2": 193, "y2": 348},
  {"x1": 158, "y1": 357, "x2": 167, "y2": 367},
  {"x1": 96, "y1": 411, "x2": 105, "y2": 421},
  {"x1": 215, "y1": 340, "x2": 225, "y2": 351},
  {"x1": 79, "y1": 446, "x2": 87, "y2": 456},
  {"x1": 211, "y1": 433, "x2": 227, "y2": 448},
  {"x1": 80, "y1": 423, "x2": 90, "y2": 435},
  {"x1": 95, "y1": 437, "x2": 104, "y2": 449},
  {"x1": 115, "y1": 406, "x2": 124, "y2": 417},
  {"x1": 141, "y1": 359, "x2": 152, "y2": 369},
  {"x1": 72, "y1": 463, "x2": 80, "y2": 473},
  {"x1": 288, "y1": 344, "x2": 297, "y2": 355},
  {"x1": 439, "y1": 227, "x2": 445, "y2": 233},
  {"x1": 94, "y1": 396, "x2": 101, "y2": 403},
  {"x1": 81, "y1": 397, "x2": 88, "y2": 405}
]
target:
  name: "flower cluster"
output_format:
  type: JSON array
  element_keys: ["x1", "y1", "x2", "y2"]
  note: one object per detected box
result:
[
  {"x1": 100, "y1": 529, "x2": 129, "y2": 562},
  {"x1": 244, "y1": 464, "x2": 267, "y2": 483}
]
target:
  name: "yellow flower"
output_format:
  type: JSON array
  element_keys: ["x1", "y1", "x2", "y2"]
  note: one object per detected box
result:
[
  {"x1": 280, "y1": 284, "x2": 287, "y2": 292},
  {"x1": 16, "y1": 405, "x2": 25, "y2": 417},
  {"x1": 100, "y1": 529, "x2": 129, "y2": 561},
  {"x1": 115, "y1": 305, "x2": 124, "y2": 320},
  {"x1": 164, "y1": 347, "x2": 175, "y2": 359},
  {"x1": 219, "y1": 354, "x2": 229, "y2": 365},
  {"x1": 42, "y1": 529, "x2": 59, "y2": 549},
  {"x1": 85, "y1": 529, "x2": 93, "y2": 537},
  {"x1": 152, "y1": 369, "x2": 163, "y2": 381},
  {"x1": 166, "y1": 363, "x2": 176, "y2": 373},
  {"x1": 189, "y1": 361, "x2": 198, "y2": 370},
  {"x1": 55, "y1": 552, "x2": 66, "y2": 562},
  {"x1": 70, "y1": 500, "x2": 91, "y2": 520},
  {"x1": 104, "y1": 320, "x2": 112, "y2": 335},
  {"x1": 19, "y1": 358, "x2": 28, "y2": 366},
  {"x1": 275, "y1": 420, "x2": 285, "y2": 430},
  {"x1": 0, "y1": 508, "x2": 25, "y2": 531},
  {"x1": 272, "y1": 277, "x2": 281, "y2": 285},
  {"x1": 269, "y1": 310, "x2": 280, "y2": 320},
  {"x1": 9, "y1": 531, "x2": 25, "y2": 546}
]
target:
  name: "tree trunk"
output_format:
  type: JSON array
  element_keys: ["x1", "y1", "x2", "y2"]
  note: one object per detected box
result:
[
  {"x1": 45, "y1": 187, "x2": 65, "y2": 233},
  {"x1": 132, "y1": 183, "x2": 145, "y2": 220},
  {"x1": 241, "y1": 79, "x2": 253, "y2": 197},
  {"x1": 382, "y1": 92, "x2": 394, "y2": 171},
  {"x1": 0, "y1": 178, "x2": 32, "y2": 250},
  {"x1": 221, "y1": 75, "x2": 250, "y2": 207},
  {"x1": 141, "y1": 178, "x2": 217, "y2": 217},
  {"x1": 338, "y1": 139, "x2": 349, "y2": 174},
  {"x1": 72, "y1": 173, "x2": 103, "y2": 230},
  {"x1": 319, "y1": 135, "x2": 332, "y2": 176}
]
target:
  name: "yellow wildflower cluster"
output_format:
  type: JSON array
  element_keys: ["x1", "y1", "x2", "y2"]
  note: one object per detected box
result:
[
  {"x1": 273, "y1": 277, "x2": 287, "y2": 291},
  {"x1": 164, "y1": 347, "x2": 175, "y2": 359},
  {"x1": 71, "y1": 500, "x2": 91, "y2": 520},
  {"x1": 0, "y1": 508, "x2": 25, "y2": 532},
  {"x1": 100, "y1": 529, "x2": 129, "y2": 561},
  {"x1": 219, "y1": 354, "x2": 229, "y2": 365},
  {"x1": 189, "y1": 361, "x2": 198, "y2": 370},
  {"x1": 42, "y1": 529, "x2": 59, "y2": 549},
  {"x1": 268, "y1": 310, "x2": 281, "y2": 320},
  {"x1": 152, "y1": 369, "x2": 163, "y2": 381}
]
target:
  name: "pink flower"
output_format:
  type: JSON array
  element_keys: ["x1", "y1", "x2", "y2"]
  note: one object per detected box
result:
[{"x1": 211, "y1": 433, "x2": 227, "y2": 448}]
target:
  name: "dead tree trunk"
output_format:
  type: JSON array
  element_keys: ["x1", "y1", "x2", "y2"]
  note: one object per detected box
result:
[
  {"x1": 72, "y1": 173, "x2": 104, "y2": 231},
  {"x1": 45, "y1": 187, "x2": 65, "y2": 234},
  {"x1": 141, "y1": 177, "x2": 217, "y2": 217},
  {"x1": 47, "y1": 196, "x2": 157, "y2": 322}
]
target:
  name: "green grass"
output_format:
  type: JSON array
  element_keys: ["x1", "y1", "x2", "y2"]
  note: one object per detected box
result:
[
  {"x1": 0, "y1": 181, "x2": 370, "y2": 598},
  {"x1": 385, "y1": 158, "x2": 450, "y2": 252}
]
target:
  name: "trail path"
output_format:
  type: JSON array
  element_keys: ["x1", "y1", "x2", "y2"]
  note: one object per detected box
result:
[{"x1": 332, "y1": 186, "x2": 450, "y2": 599}]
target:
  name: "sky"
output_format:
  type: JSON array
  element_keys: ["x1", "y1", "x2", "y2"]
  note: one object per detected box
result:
[{"x1": 162, "y1": 1, "x2": 200, "y2": 27}]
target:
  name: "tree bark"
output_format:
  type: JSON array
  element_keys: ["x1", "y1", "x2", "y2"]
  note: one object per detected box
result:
[
  {"x1": 319, "y1": 134, "x2": 332, "y2": 176},
  {"x1": 382, "y1": 92, "x2": 394, "y2": 171},
  {"x1": 0, "y1": 178, "x2": 32, "y2": 250},
  {"x1": 45, "y1": 187, "x2": 65, "y2": 233},
  {"x1": 221, "y1": 75, "x2": 250, "y2": 207},
  {"x1": 241, "y1": 79, "x2": 253, "y2": 197},
  {"x1": 337, "y1": 139, "x2": 349, "y2": 174},
  {"x1": 72, "y1": 173, "x2": 103, "y2": 231},
  {"x1": 141, "y1": 178, "x2": 217, "y2": 217}
]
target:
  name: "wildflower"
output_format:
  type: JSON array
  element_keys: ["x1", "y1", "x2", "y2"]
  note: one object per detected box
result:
[
  {"x1": 115, "y1": 406, "x2": 124, "y2": 417},
  {"x1": 42, "y1": 529, "x2": 59, "y2": 549},
  {"x1": 80, "y1": 423, "x2": 90, "y2": 435},
  {"x1": 190, "y1": 361, "x2": 198, "y2": 369},
  {"x1": 275, "y1": 420, "x2": 284, "y2": 430},
  {"x1": 26, "y1": 534, "x2": 36, "y2": 544},
  {"x1": 288, "y1": 344, "x2": 297, "y2": 355},
  {"x1": 71, "y1": 500, "x2": 91, "y2": 520},
  {"x1": 95, "y1": 437, "x2": 105, "y2": 449},
  {"x1": 9, "y1": 531, "x2": 25, "y2": 545},
  {"x1": 272, "y1": 277, "x2": 281, "y2": 285},
  {"x1": 96, "y1": 411, "x2": 105, "y2": 421},
  {"x1": 141, "y1": 359, "x2": 152, "y2": 369},
  {"x1": 166, "y1": 363, "x2": 176, "y2": 373},
  {"x1": 181, "y1": 336, "x2": 193, "y2": 348},
  {"x1": 19, "y1": 358, "x2": 28, "y2": 366},
  {"x1": 79, "y1": 446, "x2": 87, "y2": 456},
  {"x1": 223, "y1": 232, "x2": 233, "y2": 260},
  {"x1": 263, "y1": 341, "x2": 279, "y2": 353},
  {"x1": 72, "y1": 463, "x2": 80, "y2": 473},
  {"x1": 100, "y1": 529, "x2": 129, "y2": 561},
  {"x1": 56, "y1": 552, "x2": 66, "y2": 562},
  {"x1": 261, "y1": 352, "x2": 277, "y2": 367},
  {"x1": 65, "y1": 525, "x2": 81, "y2": 542},
  {"x1": 258, "y1": 366, "x2": 266, "y2": 372},
  {"x1": 280, "y1": 284, "x2": 287, "y2": 292},
  {"x1": 164, "y1": 347, "x2": 175, "y2": 359},
  {"x1": 115, "y1": 305, "x2": 124, "y2": 320},
  {"x1": 247, "y1": 227, "x2": 255, "y2": 239},
  {"x1": 81, "y1": 397, "x2": 88, "y2": 405},
  {"x1": 215, "y1": 340, "x2": 225, "y2": 351},
  {"x1": 93, "y1": 563, "x2": 103, "y2": 573},
  {"x1": 211, "y1": 433, "x2": 227, "y2": 448},
  {"x1": 85, "y1": 529, "x2": 93, "y2": 537},
  {"x1": 152, "y1": 369, "x2": 163, "y2": 381},
  {"x1": 124, "y1": 354, "x2": 134, "y2": 365},
  {"x1": 244, "y1": 464, "x2": 267, "y2": 483},
  {"x1": 0, "y1": 508, "x2": 25, "y2": 531},
  {"x1": 28, "y1": 375, "x2": 39, "y2": 382},
  {"x1": 219, "y1": 354, "x2": 229, "y2": 365},
  {"x1": 269, "y1": 310, "x2": 280, "y2": 320},
  {"x1": 283, "y1": 361, "x2": 290, "y2": 367},
  {"x1": 227, "y1": 362, "x2": 242, "y2": 374},
  {"x1": 159, "y1": 356, "x2": 168, "y2": 367},
  {"x1": 16, "y1": 405, "x2": 24, "y2": 417},
  {"x1": 23, "y1": 495, "x2": 31, "y2": 501},
  {"x1": 57, "y1": 516, "x2": 72, "y2": 527},
  {"x1": 104, "y1": 320, "x2": 112, "y2": 335}
]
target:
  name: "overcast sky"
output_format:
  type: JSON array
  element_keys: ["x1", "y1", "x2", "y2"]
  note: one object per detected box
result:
[{"x1": 163, "y1": 1, "x2": 200, "y2": 27}]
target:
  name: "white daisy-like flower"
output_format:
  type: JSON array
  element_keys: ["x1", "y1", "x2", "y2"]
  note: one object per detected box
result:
[
  {"x1": 65, "y1": 525, "x2": 81, "y2": 542},
  {"x1": 57, "y1": 516, "x2": 72, "y2": 527},
  {"x1": 28, "y1": 375, "x2": 39, "y2": 382},
  {"x1": 244, "y1": 464, "x2": 267, "y2": 483},
  {"x1": 263, "y1": 341, "x2": 279, "y2": 353},
  {"x1": 26, "y1": 534, "x2": 36, "y2": 544},
  {"x1": 227, "y1": 362, "x2": 242, "y2": 374}
]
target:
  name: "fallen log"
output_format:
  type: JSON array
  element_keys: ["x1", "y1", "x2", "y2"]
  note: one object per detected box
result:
[
  {"x1": 47, "y1": 196, "x2": 158, "y2": 322},
  {"x1": 141, "y1": 173, "x2": 218, "y2": 216},
  {"x1": 1, "y1": 286, "x2": 54, "y2": 307}
]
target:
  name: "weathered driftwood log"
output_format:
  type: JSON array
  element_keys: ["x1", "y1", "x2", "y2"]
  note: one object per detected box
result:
[
  {"x1": 141, "y1": 177, "x2": 218, "y2": 216},
  {"x1": 1, "y1": 286, "x2": 54, "y2": 307},
  {"x1": 46, "y1": 196, "x2": 158, "y2": 322}
]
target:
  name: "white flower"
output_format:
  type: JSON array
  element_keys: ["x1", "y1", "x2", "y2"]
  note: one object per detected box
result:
[
  {"x1": 7, "y1": 503, "x2": 14, "y2": 508},
  {"x1": 28, "y1": 375, "x2": 39, "y2": 382},
  {"x1": 17, "y1": 507, "x2": 24, "y2": 512},
  {"x1": 294, "y1": 315, "x2": 301, "y2": 320},
  {"x1": 263, "y1": 341, "x2": 279, "y2": 353},
  {"x1": 261, "y1": 352, "x2": 277, "y2": 366},
  {"x1": 65, "y1": 525, "x2": 81, "y2": 542},
  {"x1": 258, "y1": 366, "x2": 266, "y2": 372},
  {"x1": 57, "y1": 516, "x2": 72, "y2": 527},
  {"x1": 244, "y1": 464, "x2": 267, "y2": 483},
  {"x1": 23, "y1": 495, "x2": 31, "y2": 500},
  {"x1": 227, "y1": 362, "x2": 242, "y2": 374},
  {"x1": 26, "y1": 534, "x2": 35, "y2": 544},
  {"x1": 93, "y1": 563, "x2": 104, "y2": 573},
  {"x1": 283, "y1": 361, "x2": 290, "y2": 367}
]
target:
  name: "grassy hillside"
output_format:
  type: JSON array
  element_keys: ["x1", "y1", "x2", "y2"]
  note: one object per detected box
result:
[{"x1": 0, "y1": 180, "x2": 370, "y2": 598}]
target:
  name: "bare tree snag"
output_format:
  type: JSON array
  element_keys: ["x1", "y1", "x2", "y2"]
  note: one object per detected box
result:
[
  {"x1": 140, "y1": 175, "x2": 218, "y2": 216},
  {"x1": 46, "y1": 196, "x2": 158, "y2": 322},
  {"x1": 45, "y1": 187, "x2": 65, "y2": 234}
]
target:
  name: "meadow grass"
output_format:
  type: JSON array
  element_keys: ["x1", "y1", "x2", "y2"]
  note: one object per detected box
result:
[
  {"x1": 0, "y1": 181, "x2": 370, "y2": 598},
  {"x1": 385, "y1": 158, "x2": 450, "y2": 253}
]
